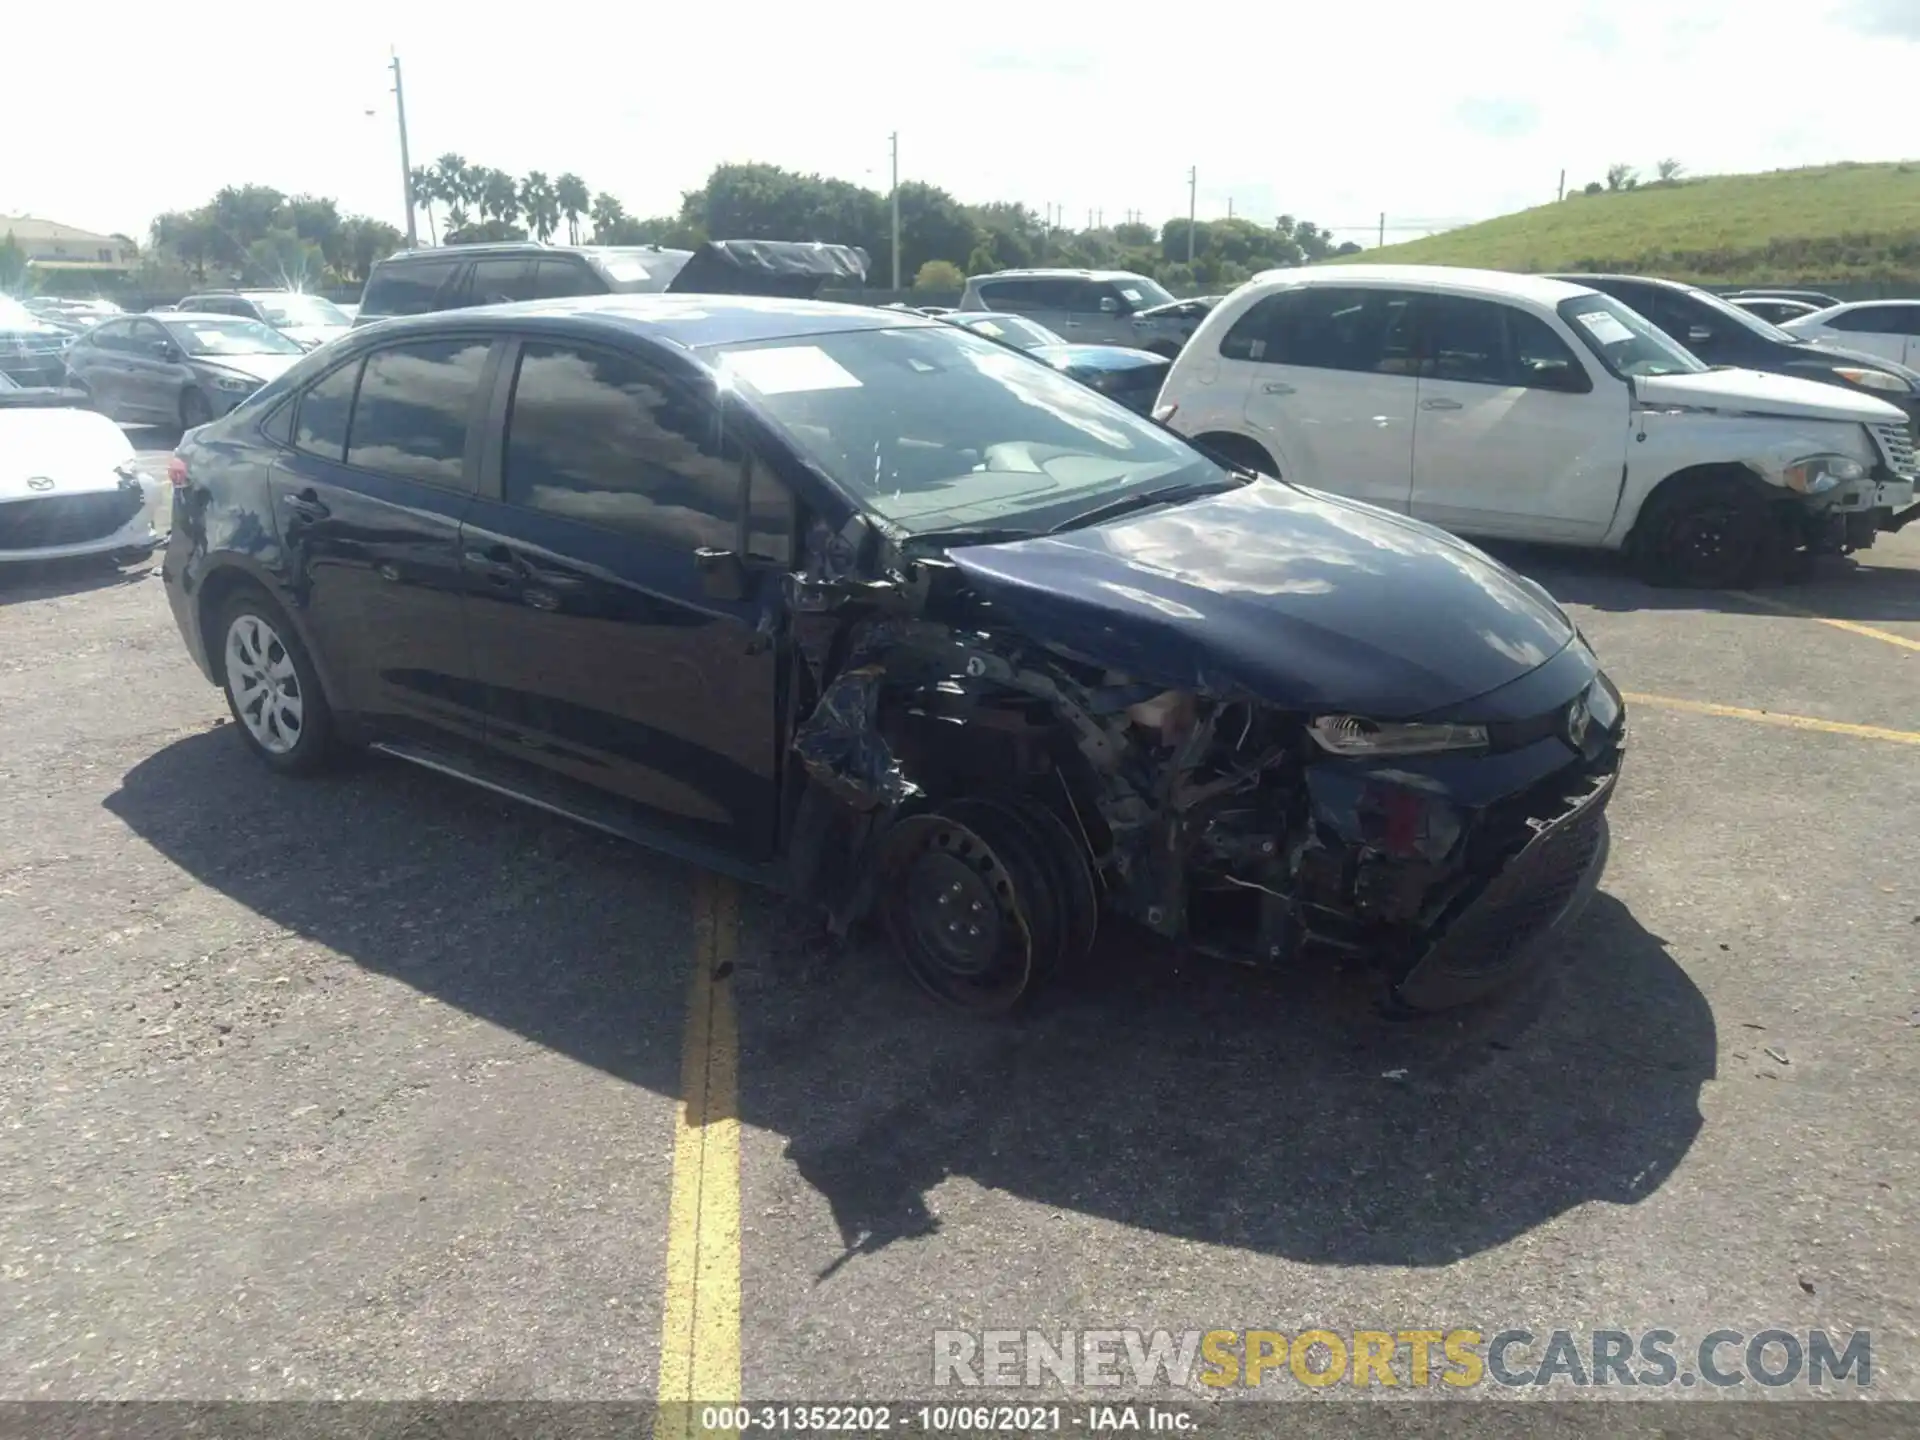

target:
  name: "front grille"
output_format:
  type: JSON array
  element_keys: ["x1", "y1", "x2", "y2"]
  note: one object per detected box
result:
[
  {"x1": 1409, "y1": 759, "x2": 1618, "y2": 985},
  {"x1": 1872, "y1": 421, "x2": 1916, "y2": 478},
  {"x1": 0, "y1": 485, "x2": 144, "y2": 550}
]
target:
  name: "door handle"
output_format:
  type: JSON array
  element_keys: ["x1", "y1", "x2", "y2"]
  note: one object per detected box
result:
[
  {"x1": 1421, "y1": 397, "x2": 1464, "y2": 411},
  {"x1": 282, "y1": 489, "x2": 329, "y2": 522},
  {"x1": 1261, "y1": 382, "x2": 1296, "y2": 395},
  {"x1": 463, "y1": 542, "x2": 521, "y2": 586}
]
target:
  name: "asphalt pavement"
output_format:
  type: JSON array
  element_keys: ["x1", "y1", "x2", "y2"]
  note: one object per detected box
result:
[{"x1": 0, "y1": 431, "x2": 1914, "y2": 1411}]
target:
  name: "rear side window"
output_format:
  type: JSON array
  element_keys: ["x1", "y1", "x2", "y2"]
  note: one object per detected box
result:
[
  {"x1": 469, "y1": 258, "x2": 536, "y2": 305},
  {"x1": 980, "y1": 279, "x2": 1075, "y2": 311},
  {"x1": 294, "y1": 359, "x2": 360, "y2": 460},
  {"x1": 1221, "y1": 287, "x2": 1416, "y2": 374},
  {"x1": 345, "y1": 339, "x2": 490, "y2": 486},
  {"x1": 532, "y1": 259, "x2": 604, "y2": 299},
  {"x1": 361, "y1": 259, "x2": 461, "y2": 317},
  {"x1": 1826, "y1": 305, "x2": 1914, "y2": 334},
  {"x1": 502, "y1": 340, "x2": 739, "y2": 551}
]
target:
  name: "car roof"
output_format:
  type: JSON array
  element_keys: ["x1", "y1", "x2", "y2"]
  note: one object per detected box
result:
[
  {"x1": 1260, "y1": 264, "x2": 1598, "y2": 305},
  {"x1": 1545, "y1": 272, "x2": 1701, "y2": 293},
  {"x1": 374, "y1": 242, "x2": 682, "y2": 264},
  {"x1": 349, "y1": 293, "x2": 937, "y2": 351},
  {"x1": 971, "y1": 268, "x2": 1152, "y2": 283}
]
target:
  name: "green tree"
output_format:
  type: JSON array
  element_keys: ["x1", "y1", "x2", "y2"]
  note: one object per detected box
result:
[
  {"x1": 556, "y1": 173, "x2": 590, "y2": 244},
  {"x1": 520, "y1": 172, "x2": 561, "y2": 242},
  {"x1": 480, "y1": 168, "x2": 520, "y2": 225},
  {"x1": 335, "y1": 217, "x2": 405, "y2": 281},
  {"x1": 912, "y1": 259, "x2": 965, "y2": 293},
  {"x1": 589, "y1": 191, "x2": 627, "y2": 241},
  {"x1": 433, "y1": 153, "x2": 473, "y2": 228},
  {"x1": 1605, "y1": 162, "x2": 1637, "y2": 191},
  {"x1": 410, "y1": 166, "x2": 441, "y2": 244}
]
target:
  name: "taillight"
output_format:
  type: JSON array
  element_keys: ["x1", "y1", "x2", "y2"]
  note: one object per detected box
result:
[{"x1": 167, "y1": 455, "x2": 189, "y2": 489}]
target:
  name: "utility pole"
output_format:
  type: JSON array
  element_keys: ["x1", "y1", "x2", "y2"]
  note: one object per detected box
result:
[
  {"x1": 1227, "y1": 197, "x2": 1234, "y2": 219},
  {"x1": 1557, "y1": 168, "x2": 1566, "y2": 202},
  {"x1": 889, "y1": 131, "x2": 901, "y2": 290},
  {"x1": 390, "y1": 50, "x2": 417, "y2": 248},
  {"x1": 1186, "y1": 166, "x2": 1197, "y2": 265},
  {"x1": 1378, "y1": 212, "x2": 1385, "y2": 247}
]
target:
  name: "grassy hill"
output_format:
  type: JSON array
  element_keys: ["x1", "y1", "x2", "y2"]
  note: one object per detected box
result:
[{"x1": 1344, "y1": 162, "x2": 1920, "y2": 283}]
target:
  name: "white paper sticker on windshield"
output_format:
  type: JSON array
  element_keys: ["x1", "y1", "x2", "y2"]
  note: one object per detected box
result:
[
  {"x1": 722, "y1": 345, "x2": 862, "y2": 395},
  {"x1": 971, "y1": 320, "x2": 1006, "y2": 338},
  {"x1": 1573, "y1": 310, "x2": 1635, "y2": 346}
]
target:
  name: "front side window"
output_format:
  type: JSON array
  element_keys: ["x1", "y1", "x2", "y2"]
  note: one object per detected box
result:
[
  {"x1": 1108, "y1": 277, "x2": 1175, "y2": 312},
  {"x1": 88, "y1": 320, "x2": 135, "y2": 353},
  {"x1": 130, "y1": 319, "x2": 174, "y2": 355},
  {"x1": 294, "y1": 359, "x2": 361, "y2": 460},
  {"x1": 469, "y1": 259, "x2": 536, "y2": 306},
  {"x1": 162, "y1": 317, "x2": 304, "y2": 357},
  {"x1": 709, "y1": 322, "x2": 1220, "y2": 537},
  {"x1": 532, "y1": 259, "x2": 602, "y2": 299},
  {"x1": 1414, "y1": 296, "x2": 1590, "y2": 391},
  {"x1": 345, "y1": 339, "x2": 490, "y2": 485},
  {"x1": 1558, "y1": 293, "x2": 1707, "y2": 378},
  {"x1": 503, "y1": 341, "x2": 739, "y2": 550}
]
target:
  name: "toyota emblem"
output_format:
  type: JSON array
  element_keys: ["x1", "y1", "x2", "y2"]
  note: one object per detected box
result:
[
  {"x1": 1564, "y1": 692, "x2": 1592, "y2": 750},
  {"x1": 26, "y1": 476, "x2": 55, "y2": 492}
]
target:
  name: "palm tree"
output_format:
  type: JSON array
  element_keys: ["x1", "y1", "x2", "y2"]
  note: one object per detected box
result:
[
  {"x1": 555, "y1": 173, "x2": 590, "y2": 245},
  {"x1": 409, "y1": 166, "x2": 440, "y2": 245},
  {"x1": 589, "y1": 192, "x2": 627, "y2": 243},
  {"x1": 520, "y1": 171, "x2": 561, "y2": 243},
  {"x1": 433, "y1": 153, "x2": 472, "y2": 230},
  {"x1": 481, "y1": 169, "x2": 521, "y2": 226}
]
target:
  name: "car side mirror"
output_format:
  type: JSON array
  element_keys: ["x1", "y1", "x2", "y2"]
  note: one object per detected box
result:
[
  {"x1": 1687, "y1": 325, "x2": 1712, "y2": 345},
  {"x1": 1099, "y1": 296, "x2": 1120, "y2": 314},
  {"x1": 694, "y1": 546, "x2": 749, "y2": 601},
  {"x1": 151, "y1": 340, "x2": 180, "y2": 361}
]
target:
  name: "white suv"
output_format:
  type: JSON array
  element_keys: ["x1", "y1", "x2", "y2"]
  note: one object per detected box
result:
[{"x1": 1156, "y1": 265, "x2": 1918, "y2": 586}]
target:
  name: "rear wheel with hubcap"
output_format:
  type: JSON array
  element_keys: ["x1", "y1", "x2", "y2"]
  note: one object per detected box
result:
[{"x1": 216, "y1": 588, "x2": 334, "y2": 774}]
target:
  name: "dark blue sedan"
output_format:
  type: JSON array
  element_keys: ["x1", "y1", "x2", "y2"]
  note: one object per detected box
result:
[
  {"x1": 161, "y1": 295, "x2": 1623, "y2": 1017},
  {"x1": 939, "y1": 311, "x2": 1171, "y2": 416}
]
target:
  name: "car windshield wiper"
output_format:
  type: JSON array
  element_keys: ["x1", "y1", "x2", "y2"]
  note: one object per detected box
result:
[
  {"x1": 1046, "y1": 475, "x2": 1251, "y2": 535},
  {"x1": 901, "y1": 524, "x2": 1050, "y2": 550}
]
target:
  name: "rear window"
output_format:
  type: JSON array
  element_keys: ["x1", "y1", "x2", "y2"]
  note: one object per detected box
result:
[{"x1": 361, "y1": 258, "x2": 461, "y2": 318}]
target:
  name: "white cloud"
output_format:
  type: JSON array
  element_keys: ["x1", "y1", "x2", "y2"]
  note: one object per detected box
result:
[{"x1": 9, "y1": 0, "x2": 1919, "y2": 248}]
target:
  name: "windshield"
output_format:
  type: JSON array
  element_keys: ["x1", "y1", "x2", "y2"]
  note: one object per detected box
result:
[
  {"x1": 0, "y1": 296, "x2": 59, "y2": 333},
  {"x1": 1115, "y1": 277, "x2": 1176, "y2": 310},
  {"x1": 256, "y1": 294, "x2": 348, "y2": 329},
  {"x1": 164, "y1": 317, "x2": 305, "y2": 357},
  {"x1": 1557, "y1": 294, "x2": 1707, "y2": 379},
  {"x1": 952, "y1": 314, "x2": 1064, "y2": 349},
  {"x1": 709, "y1": 323, "x2": 1222, "y2": 536}
]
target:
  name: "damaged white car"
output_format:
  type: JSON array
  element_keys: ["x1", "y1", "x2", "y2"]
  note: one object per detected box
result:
[
  {"x1": 0, "y1": 380, "x2": 169, "y2": 566},
  {"x1": 1156, "y1": 266, "x2": 1918, "y2": 587}
]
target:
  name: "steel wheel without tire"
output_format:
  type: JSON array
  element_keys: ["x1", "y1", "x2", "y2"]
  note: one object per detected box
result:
[
  {"x1": 1638, "y1": 478, "x2": 1764, "y2": 588},
  {"x1": 217, "y1": 590, "x2": 334, "y2": 774},
  {"x1": 180, "y1": 389, "x2": 213, "y2": 430}
]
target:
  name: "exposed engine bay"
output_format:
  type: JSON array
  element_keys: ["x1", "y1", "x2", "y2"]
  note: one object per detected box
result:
[{"x1": 780, "y1": 528, "x2": 1623, "y2": 1015}]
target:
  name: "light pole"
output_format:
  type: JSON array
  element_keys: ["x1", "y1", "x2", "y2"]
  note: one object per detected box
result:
[
  {"x1": 391, "y1": 51, "x2": 418, "y2": 249},
  {"x1": 888, "y1": 132, "x2": 901, "y2": 291},
  {"x1": 1186, "y1": 166, "x2": 1197, "y2": 265}
]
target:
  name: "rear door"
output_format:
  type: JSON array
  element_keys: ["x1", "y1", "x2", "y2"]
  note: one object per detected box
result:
[
  {"x1": 458, "y1": 336, "x2": 788, "y2": 858},
  {"x1": 267, "y1": 335, "x2": 493, "y2": 745},
  {"x1": 1823, "y1": 304, "x2": 1910, "y2": 365},
  {"x1": 123, "y1": 318, "x2": 181, "y2": 420},
  {"x1": 1408, "y1": 293, "x2": 1626, "y2": 542},
  {"x1": 72, "y1": 321, "x2": 134, "y2": 415},
  {"x1": 466, "y1": 257, "x2": 537, "y2": 306},
  {"x1": 1231, "y1": 284, "x2": 1420, "y2": 511}
]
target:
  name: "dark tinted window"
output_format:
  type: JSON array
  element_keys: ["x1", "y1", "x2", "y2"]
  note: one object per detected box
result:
[
  {"x1": 1507, "y1": 308, "x2": 1590, "y2": 391},
  {"x1": 981, "y1": 278, "x2": 1075, "y2": 311},
  {"x1": 532, "y1": 259, "x2": 603, "y2": 299},
  {"x1": 1611, "y1": 284, "x2": 1694, "y2": 338},
  {"x1": 468, "y1": 258, "x2": 536, "y2": 305},
  {"x1": 503, "y1": 341, "x2": 738, "y2": 550},
  {"x1": 294, "y1": 359, "x2": 361, "y2": 460},
  {"x1": 345, "y1": 339, "x2": 490, "y2": 485},
  {"x1": 743, "y1": 453, "x2": 794, "y2": 566},
  {"x1": 130, "y1": 319, "x2": 172, "y2": 354},
  {"x1": 1826, "y1": 305, "x2": 1915, "y2": 334},
  {"x1": 1220, "y1": 287, "x2": 1416, "y2": 374},
  {"x1": 259, "y1": 396, "x2": 296, "y2": 447},
  {"x1": 1415, "y1": 296, "x2": 1589, "y2": 391},
  {"x1": 88, "y1": 320, "x2": 137, "y2": 352},
  {"x1": 361, "y1": 259, "x2": 461, "y2": 317}
]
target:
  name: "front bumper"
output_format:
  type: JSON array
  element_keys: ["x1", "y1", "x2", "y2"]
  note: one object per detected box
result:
[{"x1": 0, "y1": 476, "x2": 170, "y2": 564}]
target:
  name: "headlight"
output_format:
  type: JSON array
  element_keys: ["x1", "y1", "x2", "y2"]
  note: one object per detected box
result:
[
  {"x1": 208, "y1": 372, "x2": 256, "y2": 393},
  {"x1": 1781, "y1": 454, "x2": 1867, "y2": 494},
  {"x1": 1831, "y1": 366, "x2": 1909, "y2": 394},
  {"x1": 1308, "y1": 715, "x2": 1489, "y2": 756}
]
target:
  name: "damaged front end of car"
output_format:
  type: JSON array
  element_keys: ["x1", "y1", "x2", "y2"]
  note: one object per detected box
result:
[{"x1": 775, "y1": 507, "x2": 1625, "y2": 1016}]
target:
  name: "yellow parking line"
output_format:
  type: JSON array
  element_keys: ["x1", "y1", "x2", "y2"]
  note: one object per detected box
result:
[
  {"x1": 1623, "y1": 691, "x2": 1920, "y2": 746},
  {"x1": 657, "y1": 872, "x2": 742, "y2": 1434},
  {"x1": 1732, "y1": 590, "x2": 1920, "y2": 654}
]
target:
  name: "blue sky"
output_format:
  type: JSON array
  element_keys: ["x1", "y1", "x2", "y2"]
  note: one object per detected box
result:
[{"x1": 11, "y1": 0, "x2": 1918, "y2": 245}]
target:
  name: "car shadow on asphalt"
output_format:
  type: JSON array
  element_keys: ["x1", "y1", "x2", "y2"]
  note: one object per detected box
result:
[
  {"x1": 1487, "y1": 540, "x2": 1920, "y2": 624},
  {"x1": 106, "y1": 730, "x2": 1716, "y2": 1274},
  {"x1": 0, "y1": 554, "x2": 157, "y2": 607}
]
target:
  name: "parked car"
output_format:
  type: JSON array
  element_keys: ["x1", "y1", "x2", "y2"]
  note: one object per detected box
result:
[
  {"x1": 179, "y1": 290, "x2": 354, "y2": 350},
  {"x1": 0, "y1": 295, "x2": 74, "y2": 388},
  {"x1": 160, "y1": 294, "x2": 1625, "y2": 1016},
  {"x1": 1545, "y1": 274, "x2": 1920, "y2": 436},
  {"x1": 941, "y1": 311, "x2": 1171, "y2": 415},
  {"x1": 0, "y1": 383, "x2": 169, "y2": 565},
  {"x1": 1128, "y1": 295, "x2": 1223, "y2": 357},
  {"x1": 353, "y1": 239, "x2": 869, "y2": 326},
  {"x1": 957, "y1": 268, "x2": 1179, "y2": 347},
  {"x1": 1159, "y1": 265, "x2": 1916, "y2": 586},
  {"x1": 1729, "y1": 296, "x2": 1821, "y2": 326},
  {"x1": 1780, "y1": 300, "x2": 1920, "y2": 370},
  {"x1": 24, "y1": 297, "x2": 123, "y2": 335},
  {"x1": 1725, "y1": 288, "x2": 1844, "y2": 311},
  {"x1": 63, "y1": 312, "x2": 306, "y2": 429}
]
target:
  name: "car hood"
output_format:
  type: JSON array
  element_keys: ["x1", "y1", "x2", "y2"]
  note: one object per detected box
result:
[
  {"x1": 1636, "y1": 367, "x2": 1907, "y2": 424},
  {"x1": 1780, "y1": 339, "x2": 1920, "y2": 385},
  {"x1": 195, "y1": 353, "x2": 303, "y2": 384},
  {"x1": 1029, "y1": 344, "x2": 1167, "y2": 374},
  {"x1": 0, "y1": 406, "x2": 137, "y2": 499},
  {"x1": 279, "y1": 325, "x2": 351, "y2": 349},
  {"x1": 944, "y1": 478, "x2": 1578, "y2": 719}
]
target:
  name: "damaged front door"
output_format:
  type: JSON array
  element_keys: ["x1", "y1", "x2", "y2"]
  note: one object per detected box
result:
[{"x1": 460, "y1": 338, "x2": 787, "y2": 858}]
